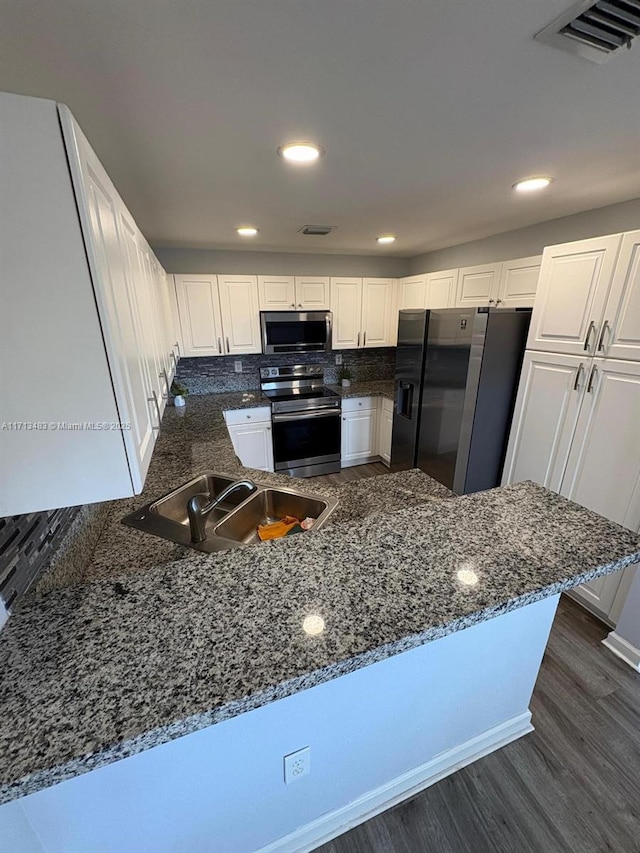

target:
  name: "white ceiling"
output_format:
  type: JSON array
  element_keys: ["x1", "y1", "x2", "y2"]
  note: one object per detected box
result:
[{"x1": 1, "y1": 0, "x2": 639, "y2": 256}]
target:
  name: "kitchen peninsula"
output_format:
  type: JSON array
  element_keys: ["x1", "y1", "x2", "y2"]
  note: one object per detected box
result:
[{"x1": 1, "y1": 392, "x2": 639, "y2": 853}]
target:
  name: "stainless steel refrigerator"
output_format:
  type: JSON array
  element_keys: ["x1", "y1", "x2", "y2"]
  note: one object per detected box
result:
[{"x1": 391, "y1": 307, "x2": 531, "y2": 494}]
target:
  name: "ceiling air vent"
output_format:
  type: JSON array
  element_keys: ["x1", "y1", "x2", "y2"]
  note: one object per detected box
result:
[
  {"x1": 535, "y1": 0, "x2": 640, "y2": 63},
  {"x1": 298, "y1": 225, "x2": 336, "y2": 236}
]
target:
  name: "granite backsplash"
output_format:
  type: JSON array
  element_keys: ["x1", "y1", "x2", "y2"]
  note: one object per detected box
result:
[{"x1": 174, "y1": 347, "x2": 397, "y2": 394}]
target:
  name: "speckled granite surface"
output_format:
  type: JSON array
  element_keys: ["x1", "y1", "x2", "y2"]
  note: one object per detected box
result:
[
  {"x1": 3, "y1": 390, "x2": 639, "y2": 806},
  {"x1": 329, "y1": 380, "x2": 395, "y2": 400}
]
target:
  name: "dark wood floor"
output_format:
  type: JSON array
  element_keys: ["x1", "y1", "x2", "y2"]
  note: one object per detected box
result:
[
  {"x1": 316, "y1": 594, "x2": 640, "y2": 853},
  {"x1": 309, "y1": 462, "x2": 390, "y2": 486}
]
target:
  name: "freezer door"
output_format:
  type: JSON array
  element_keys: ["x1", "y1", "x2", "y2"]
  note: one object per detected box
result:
[{"x1": 390, "y1": 310, "x2": 429, "y2": 471}]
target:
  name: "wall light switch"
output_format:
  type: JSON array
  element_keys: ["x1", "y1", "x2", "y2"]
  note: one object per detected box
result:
[
  {"x1": 284, "y1": 746, "x2": 311, "y2": 784},
  {"x1": 335, "y1": 354, "x2": 343, "y2": 365},
  {"x1": 234, "y1": 360, "x2": 243, "y2": 373}
]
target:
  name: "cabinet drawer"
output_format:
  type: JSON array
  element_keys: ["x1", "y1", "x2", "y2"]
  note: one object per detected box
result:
[
  {"x1": 341, "y1": 396, "x2": 376, "y2": 413},
  {"x1": 224, "y1": 406, "x2": 271, "y2": 426}
]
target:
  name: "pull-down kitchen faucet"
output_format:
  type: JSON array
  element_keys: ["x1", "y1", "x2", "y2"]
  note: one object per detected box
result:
[{"x1": 187, "y1": 479, "x2": 256, "y2": 543}]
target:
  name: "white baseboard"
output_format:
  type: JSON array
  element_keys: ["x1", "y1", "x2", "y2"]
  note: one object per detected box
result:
[
  {"x1": 257, "y1": 711, "x2": 533, "y2": 853},
  {"x1": 602, "y1": 632, "x2": 640, "y2": 672}
]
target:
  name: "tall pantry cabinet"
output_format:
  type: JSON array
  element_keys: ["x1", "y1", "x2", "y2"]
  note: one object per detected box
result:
[{"x1": 503, "y1": 230, "x2": 640, "y2": 624}]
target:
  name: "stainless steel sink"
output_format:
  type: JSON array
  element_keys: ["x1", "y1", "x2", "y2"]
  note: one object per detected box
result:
[{"x1": 121, "y1": 472, "x2": 338, "y2": 553}]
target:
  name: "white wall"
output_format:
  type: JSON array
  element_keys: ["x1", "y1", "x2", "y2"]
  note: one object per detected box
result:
[
  {"x1": 1, "y1": 596, "x2": 558, "y2": 853},
  {"x1": 408, "y1": 197, "x2": 640, "y2": 274},
  {"x1": 153, "y1": 247, "x2": 410, "y2": 277}
]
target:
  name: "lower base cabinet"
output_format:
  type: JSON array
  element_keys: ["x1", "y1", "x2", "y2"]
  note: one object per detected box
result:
[
  {"x1": 378, "y1": 397, "x2": 394, "y2": 466},
  {"x1": 224, "y1": 407, "x2": 274, "y2": 472},
  {"x1": 341, "y1": 396, "x2": 394, "y2": 468}
]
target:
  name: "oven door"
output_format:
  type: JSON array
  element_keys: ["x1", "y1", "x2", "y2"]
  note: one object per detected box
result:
[
  {"x1": 271, "y1": 409, "x2": 341, "y2": 474},
  {"x1": 261, "y1": 311, "x2": 332, "y2": 354}
]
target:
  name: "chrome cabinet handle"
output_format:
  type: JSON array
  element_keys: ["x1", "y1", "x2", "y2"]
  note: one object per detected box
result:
[
  {"x1": 170, "y1": 351, "x2": 177, "y2": 366},
  {"x1": 597, "y1": 320, "x2": 610, "y2": 352},
  {"x1": 159, "y1": 369, "x2": 169, "y2": 399},
  {"x1": 587, "y1": 364, "x2": 598, "y2": 394},
  {"x1": 218, "y1": 337, "x2": 222, "y2": 354},
  {"x1": 226, "y1": 337, "x2": 230, "y2": 353},
  {"x1": 363, "y1": 331, "x2": 367, "y2": 347},
  {"x1": 148, "y1": 390, "x2": 161, "y2": 432},
  {"x1": 583, "y1": 320, "x2": 596, "y2": 352},
  {"x1": 488, "y1": 298, "x2": 495, "y2": 304},
  {"x1": 573, "y1": 362, "x2": 584, "y2": 391},
  {"x1": 174, "y1": 341, "x2": 181, "y2": 358},
  {"x1": 357, "y1": 332, "x2": 361, "y2": 347}
]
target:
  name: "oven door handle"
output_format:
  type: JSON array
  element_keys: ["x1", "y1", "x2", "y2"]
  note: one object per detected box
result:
[{"x1": 272, "y1": 409, "x2": 341, "y2": 423}]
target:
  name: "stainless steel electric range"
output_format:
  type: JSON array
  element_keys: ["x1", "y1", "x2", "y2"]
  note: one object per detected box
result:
[{"x1": 260, "y1": 365, "x2": 341, "y2": 478}]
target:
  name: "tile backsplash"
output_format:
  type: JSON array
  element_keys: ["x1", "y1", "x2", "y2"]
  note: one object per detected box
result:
[{"x1": 175, "y1": 348, "x2": 396, "y2": 395}]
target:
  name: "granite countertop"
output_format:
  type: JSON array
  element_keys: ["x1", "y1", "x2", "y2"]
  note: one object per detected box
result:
[
  {"x1": 328, "y1": 379, "x2": 395, "y2": 400},
  {"x1": 2, "y1": 393, "x2": 639, "y2": 804}
]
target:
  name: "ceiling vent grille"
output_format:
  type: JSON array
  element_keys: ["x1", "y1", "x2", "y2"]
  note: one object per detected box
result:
[
  {"x1": 298, "y1": 225, "x2": 336, "y2": 236},
  {"x1": 535, "y1": 0, "x2": 640, "y2": 63}
]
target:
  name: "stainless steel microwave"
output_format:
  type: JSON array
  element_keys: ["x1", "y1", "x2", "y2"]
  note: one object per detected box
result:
[{"x1": 260, "y1": 311, "x2": 332, "y2": 354}]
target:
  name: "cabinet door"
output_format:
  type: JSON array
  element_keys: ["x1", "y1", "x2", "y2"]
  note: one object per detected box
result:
[
  {"x1": 560, "y1": 357, "x2": 640, "y2": 533},
  {"x1": 258, "y1": 276, "x2": 296, "y2": 310},
  {"x1": 502, "y1": 352, "x2": 587, "y2": 491},
  {"x1": 218, "y1": 275, "x2": 262, "y2": 355},
  {"x1": 174, "y1": 275, "x2": 223, "y2": 357},
  {"x1": 377, "y1": 400, "x2": 394, "y2": 466},
  {"x1": 599, "y1": 230, "x2": 640, "y2": 362},
  {"x1": 526, "y1": 234, "x2": 622, "y2": 356},
  {"x1": 455, "y1": 263, "x2": 502, "y2": 307},
  {"x1": 497, "y1": 256, "x2": 541, "y2": 308},
  {"x1": 227, "y1": 422, "x2": 274, "y2": 472},
  {"x1": 362, "y1": 278, "x2": 396, "y2": 347},
  {"x1": 426, "y1": 269, "x2": 458, "y2": 308},
  {"x1": 135, "y1": 239, "x2": 166, "y2": 406},
  {"x1": 331, "y1": 278, "x2": 363, "y2": 349},
  {"x1": 295, "y1": 277, "x2": 330, "y2": 309},
  {"x1": 342, "y1": 403, "x2": 378, "y2": 465},
  {"x1": 398, "y1": 276, "x2": 427, "y2": 309}
]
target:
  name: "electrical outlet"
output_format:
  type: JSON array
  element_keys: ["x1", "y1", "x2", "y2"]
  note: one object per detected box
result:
[
  {"x1": 335, "y1": 353, "x2": 343, "y2": 365},
  {"x1": 284, "y1": 746, "x2": 311, "y2": 784},
  {"x1": 234, "y1": 360, "x2": 243, "y2": 373}
]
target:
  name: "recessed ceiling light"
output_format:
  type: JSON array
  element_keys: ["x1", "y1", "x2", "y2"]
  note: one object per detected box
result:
[
  {"x1": 278, "y1": 142, "x2": 323, "y2": 163},
  {"x1": 236, "y1": 226, "x2": 259, "y2": 237},
  {"x1": 513, "y1": 176, "x2": 553, "y2": 192},
  {"x1": 377, "y1": 235, "x2": 396, "y2": 245}
]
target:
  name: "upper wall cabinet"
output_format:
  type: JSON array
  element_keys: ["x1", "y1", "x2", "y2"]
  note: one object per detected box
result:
[
  {"x1": 175, "y1": 274, "x2": 262, "y2": 356},
  {"x1": 1, "y1": 93, "x2": 172, "y2": 514},
  {"x1": 398, "y1": 275, "x2": 427, "y2": 310},
  {"x1": 397, "y1": 271, "x2": 457, "y2": 311},
  {"x1": 526, "y1": 235, "x2": 622, "y2": 356},
  {"x1": 455, "y1": 263, "x2": 502, "y2": 307},
  {"x1": 498, "y1": 256, "x2": 542, "y2": 308},
  {"x1": 598, "y1": 230, "x2": 640, "y2": 362},
  {"x1": 330, "y1": 278, "x2": 397, "y2": 349},
  {"x1": 258, "y1": 276, "x2": 330, "y2": 310}
]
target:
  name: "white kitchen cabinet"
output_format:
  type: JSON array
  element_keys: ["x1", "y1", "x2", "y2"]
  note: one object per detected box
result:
[
  {"x1": 225, "y1": 407, "x2": 274, "y2": 472},
  {"x1": 341, "y1": 397, "x2": 379, "y2": 466},
  {"x1": 331, "y1": 278, "x2": 396, "y2": 349},
  {"x1": 426, "y1": 269, "x2": 458, "y2": 308},
  {"x1": 257, "y1": 276, "x2": 296, "y2": 310},
  {"x1": 502, "y1": 351, "x2": 586, "y2": 491},
  {"x1": 217, "y1": 275, "x2": 262, "y2": 355},
  {"x1": 598, "y1": 230, "x2": 640, "y2": 362},
  {"x1": 455, "y1": 263, "x2": 502, "y2": 307},
  {"x1": 398, "y1": 276, "x2": 427, "y2": 310},
  {"x1": 174, "y1": 275, "x2": 224, "y2": 357},
  {"x1": 378, "y1": 397, "x2": 394, "y2": 466},
  {"x1": 1, "y1": 93, "x2": 173, "y2": 513},
  {"x1": 526, "y1": 234, "x2": 622, "y2": 356},
  {"x1": 257, "y1": 276, "x2": 330, "y2": 310},
  {"x1": 497, "y1": 256, "x2": 541, "y2": 308}
]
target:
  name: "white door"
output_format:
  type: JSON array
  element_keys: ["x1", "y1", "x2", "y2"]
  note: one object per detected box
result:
[
  {"x1": 561, "y1": 358, "x2": 640, "y2": 618},
  {"x1": 331, "y1": 278, "x2": 363, "y2": 349},
  {"x1": 257, "y1": 276, "x2": 296, "y2": 310},
  {"x1": 426, "y1": 269, "x2": 458, "y2": 308},
  {"x1": 599, "y1": 230, "x2": 640, "y2": 362},
  {"x1": 342, "y1": 404, "x2": 378, "y2": 465},
  {"x1": 378, "y1": 401, "x2": 394, "y2": 466},
  {"x1": 174, "y1": 275, "x2": 224, "y2": 357},
  {"x1": 295, "y1": 277, "x2": 330, "y2": 309},
  {"x1": 526, "y1": 234, "x2": 622, "y2": 356},
  {"x1": 455, "y1": 263, "x2": 501, "y2": 307},
  {"x1": 228, "y1": 422, "x2": 274, "y2": 472},
  {"x1": 502, "y1": 351, "x2": 587, "y2": 491},
  {"x1": 398, "y1": 276, "x2": 427, "y2": 309},
  {"x1": 218, "y1": 275, "x2": 262, "y2": 355},
  {"x1": 362, "y1": 278, "x2": 396, "y2": 347},
  {"x1": 497, "y1": 256, "x2": 541, "y2": 308}
]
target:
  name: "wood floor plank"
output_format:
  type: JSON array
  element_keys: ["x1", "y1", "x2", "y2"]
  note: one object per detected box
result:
[{"x1": 315, "y1": 597, "x2": 640, "y2": 853}]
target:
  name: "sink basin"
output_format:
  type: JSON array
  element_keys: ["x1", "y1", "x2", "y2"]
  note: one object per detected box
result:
[
  {"x1": 214, "y1": 488, "x2": 332, "y2": 545},
  {"x1": 121, "y1": 472, "x2": 338, "y2": 553}
]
